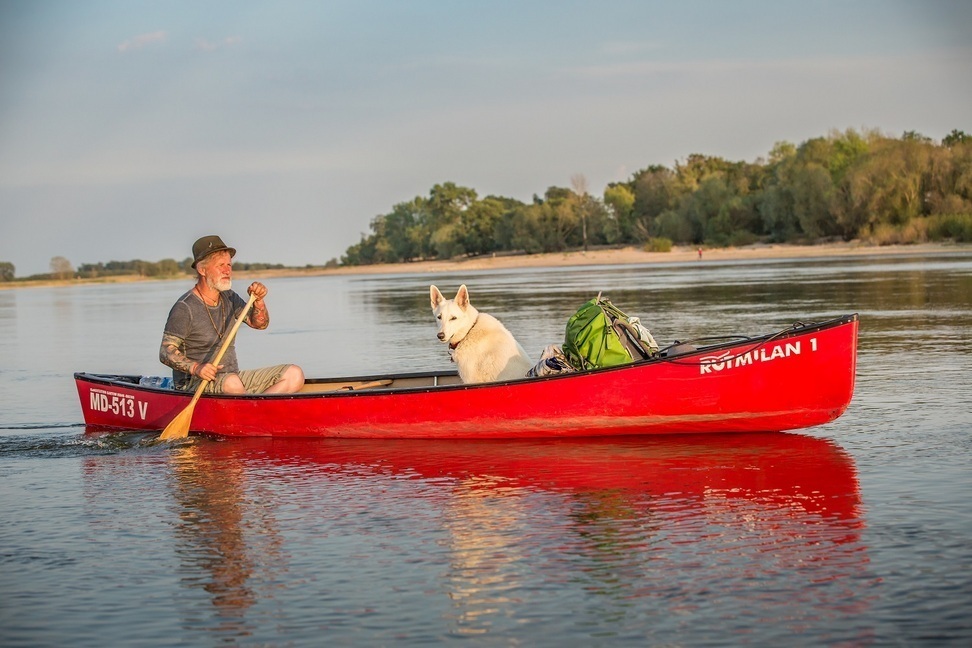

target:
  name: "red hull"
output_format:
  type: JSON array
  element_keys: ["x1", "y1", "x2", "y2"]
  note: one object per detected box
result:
[{"x1": 76, "y1": 315, "x2": 858, "y2": 439}]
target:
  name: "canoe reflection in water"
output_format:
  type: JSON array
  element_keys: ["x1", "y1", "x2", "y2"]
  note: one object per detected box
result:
[{"x1": 150, "y1": 432, "x2": 867, "y2": 637}]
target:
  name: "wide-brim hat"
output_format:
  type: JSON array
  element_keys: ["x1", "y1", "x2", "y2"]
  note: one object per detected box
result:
[{"x1": 191, "y1": 235, "x2": 236, "y2": 269}]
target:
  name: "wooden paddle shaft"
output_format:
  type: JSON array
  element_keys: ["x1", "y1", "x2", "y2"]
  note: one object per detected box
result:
[{"x1": 203, "y1": 291, "x2": 258, "y2": 382}]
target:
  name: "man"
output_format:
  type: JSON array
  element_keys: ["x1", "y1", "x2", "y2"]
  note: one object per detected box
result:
[{"x1": 159, "y1": 235, "x2": 305, "y2": 394}]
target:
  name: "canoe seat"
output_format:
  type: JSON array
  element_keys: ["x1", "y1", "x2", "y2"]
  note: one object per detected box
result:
[
  {"x1": 298, "y1": 379, "x2": 393, "y2": 393},
  {"x1": 339, "y1": 379, "x2": 393, "y2": 391}
]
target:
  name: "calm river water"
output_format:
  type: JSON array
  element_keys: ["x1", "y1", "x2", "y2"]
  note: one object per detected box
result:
[{"x1": 1, "y1": 252, "x2": 971, "y2": 646}]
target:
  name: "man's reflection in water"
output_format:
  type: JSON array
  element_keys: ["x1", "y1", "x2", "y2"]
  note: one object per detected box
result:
[{"x1": 168, "y1": 443, "x2": 285, "y2": 638}]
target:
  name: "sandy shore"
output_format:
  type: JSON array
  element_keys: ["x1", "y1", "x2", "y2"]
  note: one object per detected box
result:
[
  {"x1": 273, "y1": 241, "x2": 970, "y2": 278},
  {"x1": 3, "y1": 242, "x2": 969, "y2": 289}
]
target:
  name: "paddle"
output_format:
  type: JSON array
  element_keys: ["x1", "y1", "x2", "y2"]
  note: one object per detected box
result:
[{"x1": 159, "y1": 291, "x2": 257, "y2": 441}]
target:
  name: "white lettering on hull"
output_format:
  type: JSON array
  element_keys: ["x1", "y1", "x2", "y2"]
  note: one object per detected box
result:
[
  {"x1": 699, "y1": 338, "x2": 816, "y2": 375},
  {"x1": 88, "y1": 388, "x2": 148, "y2": 420}
]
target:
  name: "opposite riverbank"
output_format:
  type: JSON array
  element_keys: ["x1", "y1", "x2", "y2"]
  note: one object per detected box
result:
[
  {"x1": 310, "y1": 241, "x2": 968, "y2": 276},
  {"x1": 3, "y1": 242, "x2": 969, "y2": 289}
]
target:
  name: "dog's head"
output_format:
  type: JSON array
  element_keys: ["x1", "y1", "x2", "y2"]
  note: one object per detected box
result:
[{"x1": 430, "y1": 284, "x2": 476, "y2": 346}]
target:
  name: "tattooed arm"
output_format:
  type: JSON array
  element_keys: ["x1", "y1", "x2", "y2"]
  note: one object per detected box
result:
[
  {"x1": 160, "y1": 332, "x2": 198, "y2": 377},
  {"x1": 247, "y1": 298, "x2": 269, "y2": 330}
]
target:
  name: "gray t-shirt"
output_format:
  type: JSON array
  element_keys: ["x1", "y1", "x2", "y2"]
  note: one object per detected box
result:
[{"x1": 163, "y1": 289, "x2": 248, "y2": 385}]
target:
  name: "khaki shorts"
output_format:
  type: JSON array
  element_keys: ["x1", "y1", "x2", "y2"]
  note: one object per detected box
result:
[{"x1": 187, "y1": 364, "x2": 292, "y2": 394}]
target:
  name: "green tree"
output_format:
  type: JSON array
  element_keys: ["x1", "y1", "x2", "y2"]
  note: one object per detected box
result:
[
  {"x1": 341, "y1": 233, "x2": 380, "y2": 266},
  {"x1": 942, "y1": 129, "x2": 971, "y2": 148},
  {"x1": 827, "y1": 128, "x2": 873, "y2": 183},
  {"x1": 426, "y1": 182, "x2": 477, "y2": 258},
  {"x1": 507, "y1": 186, "x2": 579, "y2": 252},
  {"x1": 835, "y1": 134, "x2": 932, "y2": 237},
  {"x1": 77, "y1": 262, "x2": 102, "y2": 278},
  {"x1": 603, "y1": 183, "x2": 635, "y2": 243},
  {"x1": 674, "y1": 154, "x2": 733, "y2": 193},
  {"x1": 653, "y1": 209, "x2": 694, "y2": 243},
  {"x1": 542, "y1": 188, "x2": 580, "y2": 250},
  {"x1": 0, "y1": 261, "x2": 14, "y2": 282},
  {"x1": 157, "y1": 258, "x2": 180, "y2": 276},
  {"x1": 630, "y1": 165, "x2": 679, "y2": 242},
  {"x1": 902, "y1": 130, "x2": 932, "y2": 143},
  {"x1": 508, "y1": 189, "x2": 579, "y2": 253},
  {"x1": 680, "y1": 176, "x2": 732, "y2": 244},
  {"x1": 461, "y1": 197, "x2": 506, "y2": 256},
  {"x1": 372, "y1": 199, "x2": 425, "y2": 262},
  {"x1": 132, "y1": 260, "x2": 154, "y2": 276},
  {"x1": 540, "y1": 186, "x2": 573, "y2": 207},
  {"x1": 760, "y1": 183, "x2": 796, "y2": 241},
  {"x1": 951, "y1": 142, "x2": 972, "y2": 205},
  {"x1": 791, "y1": 163, "x2": 836, "y2": 238},
  {"x1": 430, "y1": 222, "x2": 465, "y2": 259},
  {"x1": 768, "y1": 141, "x2": 796, "y2": 164},
  {"x1": 762, "y1": 137, "x2": 837, "y2": 241},
  {"x1": 509, "y1": 204, "x2": 545, "y2": 254},
  {"x1": 50, "y1": 256, "x2": 73, "y2": 280}
]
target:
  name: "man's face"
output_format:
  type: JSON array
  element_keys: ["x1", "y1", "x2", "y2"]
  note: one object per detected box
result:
[{"x1": 201, "y1": 251, "x2": 233, "y2": 292}]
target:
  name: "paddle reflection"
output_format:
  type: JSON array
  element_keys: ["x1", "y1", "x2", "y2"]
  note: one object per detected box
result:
[
  {"x1": 166, "y1": 443, "x2": 287, "y2": 640},
  {"x1": 152, "y1": 432, "x2": 864, "y2": 637}
]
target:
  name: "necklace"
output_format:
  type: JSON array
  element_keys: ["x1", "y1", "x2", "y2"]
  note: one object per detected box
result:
[{"x1": 196, "y1": 288, "x2": 225, "y2": 339}]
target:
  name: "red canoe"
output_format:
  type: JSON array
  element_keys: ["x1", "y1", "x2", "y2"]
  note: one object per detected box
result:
[{"x1": 75, "y1": 314, "x2": 858, "y2": 439}]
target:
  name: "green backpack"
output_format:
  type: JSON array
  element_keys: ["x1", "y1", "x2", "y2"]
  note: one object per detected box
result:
[{"x1": 562, "y1": 294, "x2": 660, "y2": 371}]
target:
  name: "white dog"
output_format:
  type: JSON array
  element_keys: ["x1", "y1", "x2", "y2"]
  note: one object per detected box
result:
[{"x1": 430, "y1": 284, "x2": 533, "y2": 384}]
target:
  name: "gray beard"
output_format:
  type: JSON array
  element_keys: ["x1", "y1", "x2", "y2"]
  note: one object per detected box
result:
[{"x1": 207, "y1": 276, "x2": 232, "y2": 293}]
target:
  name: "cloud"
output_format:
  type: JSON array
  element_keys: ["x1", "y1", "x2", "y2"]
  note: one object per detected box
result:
[
  {"x1": 194, "y1": 36, "x2": 243, "y2": 52},
  {"x1": 117, "y1": 30, "x2": 167, "y2": 53}
]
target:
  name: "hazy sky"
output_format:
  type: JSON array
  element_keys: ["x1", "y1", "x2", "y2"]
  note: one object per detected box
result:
[{"x1": 1, "y1": 0, "x2": 970, "y2": 276}]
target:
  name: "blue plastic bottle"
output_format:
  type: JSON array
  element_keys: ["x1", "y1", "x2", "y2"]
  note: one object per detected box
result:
[{"x1": 139, "y1": 376, "x2": 173, "y2": 389}]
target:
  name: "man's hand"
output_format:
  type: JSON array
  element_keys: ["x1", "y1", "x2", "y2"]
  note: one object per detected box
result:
[
  {"x1": 247, "y1": 282, "x2": 268, "y2": 301},
  {"x1": 246, "y1": 282, "x2": 270, "y2": 329},
  {"x1": 195, "y1": 362, "x2": 223, "y2": 382}
]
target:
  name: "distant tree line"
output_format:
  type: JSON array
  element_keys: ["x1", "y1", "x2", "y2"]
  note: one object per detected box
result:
[
  {"x1": 341, "y1": 128, "x2": 972, "y2": 265},
  {"x1": 73, "y1": 259, "x2": 290, "y2": 279},
  {"x1": 0, "y1": 257, "x2": 293, "y2": 282},
  {"x1": 75, "y1": 258, "x2": 186, "y2": 278}
]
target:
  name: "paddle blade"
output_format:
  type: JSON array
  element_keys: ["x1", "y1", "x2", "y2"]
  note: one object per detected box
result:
[{"x1": 158, "y1": 401, "x2": 196, "y2": 441}]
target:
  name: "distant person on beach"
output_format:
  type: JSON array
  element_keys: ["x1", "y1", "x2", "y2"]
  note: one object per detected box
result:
[
  {"x1": 698, "y1": 247, "x2": 703, "y2": 260},
  {"x1": 159, "y1": 235, "x2": 305, "y2": 394}
]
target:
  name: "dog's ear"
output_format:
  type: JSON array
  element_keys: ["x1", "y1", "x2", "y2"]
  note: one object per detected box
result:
[
  {"x1": 455, "y1": 284, "x2": 469, "y2": 309},
  {"x1": 430, "y1": 285, "x2": 444, "y2": 309}
]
